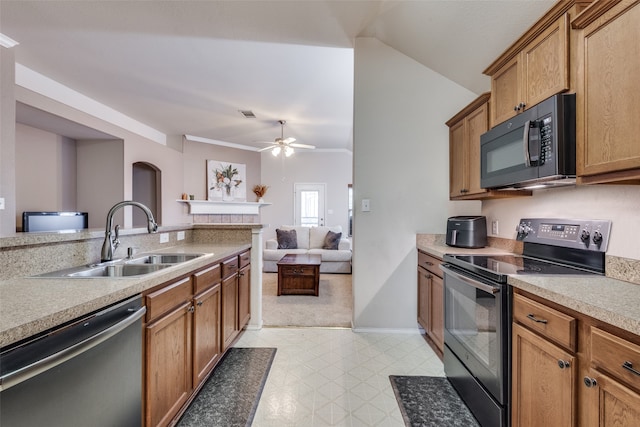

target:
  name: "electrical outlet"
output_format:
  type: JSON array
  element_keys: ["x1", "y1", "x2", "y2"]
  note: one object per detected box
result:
[
  {"x1": 159, "y1": 233, "x2": 169, "y2": 243},
  {"x1": 177, "y1": 231, "x2": 185, "y2": 241},
  {"x1": 492, "y1": 220, "x2": 499, "y2": 235},
  {"x1": 361, "y1": 199, "x2": 371, "y2": 212},
  {"x1": 0, "y1": 197, "x2": 4, "y2": 210}
]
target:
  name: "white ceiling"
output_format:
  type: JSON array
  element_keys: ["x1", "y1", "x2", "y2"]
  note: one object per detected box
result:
[{"x1": 1, "y1": 0, "x2": 555, "y2": 151}]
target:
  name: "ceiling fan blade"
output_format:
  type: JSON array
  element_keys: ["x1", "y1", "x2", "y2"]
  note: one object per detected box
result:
[
  {"x1": 290, "y1": 142, "x2": 316, "y2": 149},
  {"x1": 258, "y1": 145, "x2": 278, "y2": 152},
  {"x1": 282, "y1": 137, "x2": 296, "y2": 144}
]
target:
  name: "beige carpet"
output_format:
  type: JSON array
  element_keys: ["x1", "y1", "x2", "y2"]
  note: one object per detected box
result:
[{"x1": 261, "y1": 273, "x2": 353, "y2": 328}]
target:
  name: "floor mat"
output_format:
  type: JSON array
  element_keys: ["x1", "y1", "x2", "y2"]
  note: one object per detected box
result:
[
  {"x1": 177, "y1": 347, "x2": 277, "y2": 427},
  {"x1": 389, "y1": 375, "x2": 479, "y2": 427}
]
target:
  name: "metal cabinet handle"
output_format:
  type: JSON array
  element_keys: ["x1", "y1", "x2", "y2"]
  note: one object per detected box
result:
[
  {"x1": 239, "y1": 272, "x2": 245, "y2": 277},
  {"x1": 424, "y1": 261, "x2": 434, "y2": 266},
  {"x1": 188, "y1": 306, "x2": 195, "y2": 313},
  {"x1": 196, "y1": 301, "x2": 203, "y2": 307},
  {"x1": 622, "y1": 361, "x2": 640, "y2": 377},
  {"x1": 583, "y1": 377, "x2": 597, "y2": 388},
  {"x1": 526, "y1": 313, "x2": 548, "y2": 324},
  {"x1": 558, "y1": 360, "x2": 570, "y2": 369}
]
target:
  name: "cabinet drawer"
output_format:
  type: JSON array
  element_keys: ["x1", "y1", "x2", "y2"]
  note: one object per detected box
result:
[
  {"x1": 222, "y1": 256, "x2": 239, "y2": 279},
  {"x1": 418, "y1": 251, "x2": 442, "y2": 277},
  {"x1": 239, "y1": 250, "x2": 251, "y2": 268},
  {"x1": 193, "y1": 263, "x2": 221, "y2": 295},
  {"x1": 513, "y1": 293, "x2": 576, "y2": 352},
  {"x1": 145, "y1": 276, "x2": 192, "y2": 322},
  {"x1": 280, "y1": 265, "x2": 316, "y2": 276},
  {"x1": 592, "y1": 327, "x2": 640, "y2": 390}
]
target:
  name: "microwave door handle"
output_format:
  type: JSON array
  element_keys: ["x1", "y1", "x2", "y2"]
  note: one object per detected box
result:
[{"x1": 523, "y1": 119, "x2": 532, "y2": 167}]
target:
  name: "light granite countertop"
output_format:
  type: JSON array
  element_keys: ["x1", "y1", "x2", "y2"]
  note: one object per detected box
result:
[
  {"x1": 0, "y1": 242, "x2": 250, "y2": 348},
  {"x1": 417, "y1": 235, "x2": 640, "y2": 337}
]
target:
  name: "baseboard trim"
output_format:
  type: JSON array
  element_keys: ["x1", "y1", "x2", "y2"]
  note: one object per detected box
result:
[{"x1": 351, "y1": 326, "x2": 423, "y2": 334}]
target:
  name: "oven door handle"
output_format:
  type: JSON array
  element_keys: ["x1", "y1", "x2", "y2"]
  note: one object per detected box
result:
[{"x1": 441, "y1": 265, "x2": 501, "y2": 294}]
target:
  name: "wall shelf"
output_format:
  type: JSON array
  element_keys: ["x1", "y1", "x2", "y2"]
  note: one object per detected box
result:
[{"x1": 176, "y1": 200, "x2": 272, "y2": 215}]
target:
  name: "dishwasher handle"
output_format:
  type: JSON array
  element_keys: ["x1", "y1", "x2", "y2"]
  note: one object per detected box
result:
[{"x1": 0, "y1": 305, "x2": 146, "y2": 392}]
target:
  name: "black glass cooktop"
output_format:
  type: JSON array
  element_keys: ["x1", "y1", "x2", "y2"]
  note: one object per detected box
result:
[{"x1": 443, "y1": 253, "x2": 599, "y2": 283}]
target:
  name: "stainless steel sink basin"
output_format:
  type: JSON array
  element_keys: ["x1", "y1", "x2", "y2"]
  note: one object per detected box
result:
[
  {"x1": 125, "y1": 253, "x2": 204, "y2": 265},
  {"x1": 34, "y1": 252, "x2": 205, "y2": 278},
  {"x1": 66, "y1": 264, "x2": 172, "y2": 277}
]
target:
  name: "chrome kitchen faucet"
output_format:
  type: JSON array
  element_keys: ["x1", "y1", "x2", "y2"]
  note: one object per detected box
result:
[{"x1": 101, "y1": 201, "x2": 158, "y2": 262}]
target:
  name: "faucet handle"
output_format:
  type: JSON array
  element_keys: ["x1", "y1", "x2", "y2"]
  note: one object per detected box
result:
[{"x1": 113, "y1": 224, "x2": 121, "y2": 250}]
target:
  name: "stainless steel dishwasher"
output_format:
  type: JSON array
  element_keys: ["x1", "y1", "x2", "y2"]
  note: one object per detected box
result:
[{"x1": 0, "y1": 295, "x2": 146, "y2": 427}]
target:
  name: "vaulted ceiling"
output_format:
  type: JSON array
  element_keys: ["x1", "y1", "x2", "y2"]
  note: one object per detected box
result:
[{"x1": 1, "y1": 0, "x2": 555, "y2": 151}]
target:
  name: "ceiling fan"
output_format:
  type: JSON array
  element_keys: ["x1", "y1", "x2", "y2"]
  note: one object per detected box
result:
[{"x1": 257, "y1": 120, "x2": 315, "y2": 157}]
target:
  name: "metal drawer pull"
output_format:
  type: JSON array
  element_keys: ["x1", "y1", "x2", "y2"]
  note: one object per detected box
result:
[
  {"x1": 622, "y1": 361, "x2": 640, "y2": 377},
  {"x1": 583, "y1": 377, "x2": 597, "y2": 388},
  {"x1": 526, "y1": 314, "x2": 548, "y2": 324},
  {"x1": 558, "y1": 360, "x2": 570, "y2": 369},
  {"x1": 424, "y1": 261, "x2": 433, "y2": 266}
]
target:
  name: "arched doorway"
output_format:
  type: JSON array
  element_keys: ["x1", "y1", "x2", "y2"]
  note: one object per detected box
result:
[{"x1": 132, "y1": 162, "x2": 161, "y2": 227}]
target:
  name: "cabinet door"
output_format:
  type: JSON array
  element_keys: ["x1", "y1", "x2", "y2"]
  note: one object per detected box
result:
[
  {"x1": 417, "y1": 268, "x2": 430, "y2": 331},
  {"x1": 193, "y1": 283, "x2": 221, "y2": 388},
  {"x1": 465, "y1": 102, "x2": 489, "y2": 196},
  {"x1": 578, "y1": 1, "x2": 640, "y2": 179},
  {"x1": 491, "y1": 54, "x2": 521, "y2": 126},
  {"x1": 221, "y1": 273, "x2": 239, "y2": 351},
  {"x1": 521, "y1": 14, "x2": 569, "y2": 108},
  {"x1": 429, "y1": 272, "x2": 444, "y2": 352},
  {"x1": 512, "y1": 323, "x2": 576, "y2": 427},
  {"x1": 583, "y1": 369, "x2": 640, "y2": 427},
  {"x1": 449, "y1": 119, "x2": 467, "y2": 198},
  {"x1": 145, "y1": 302, "x2": 193, "y2": 427},
  {"x1": 238, "y1": 264, "x2": 251, "y2": 330}
]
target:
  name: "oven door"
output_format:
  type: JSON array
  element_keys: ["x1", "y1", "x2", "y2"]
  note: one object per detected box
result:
[{"x1": 441, "y1": 264, "x2": 510, "y2": 405}]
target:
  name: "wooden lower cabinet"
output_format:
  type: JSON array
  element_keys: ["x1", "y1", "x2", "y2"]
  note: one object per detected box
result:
[
  {"x1": 144, "y1": 250, "x2": 251, "y2": 427},
  {"x1": 512, "y1": 291, "x2": 640, "y2": 427},
  {"x1": 192, "y1": 283, "x2": 221, "y2": 387},
  {"x1": 238, "y1": 263, "x2": 251, "y2": 330},
  {"x1": 145, "y1": 297, "x2": 193, "y2": 427},
  {"x1": 583, "y1": 370, "x2": 640, "y2": 427},
  {"x1": 512, "y1": 322, "x2": 576, "y2": 427},
  {"x1": 417, "y1": 251, "x2": 444, "y2": 357},
  {"x1": 221, "y1": 272, "x2": 239, "y2": 352}
]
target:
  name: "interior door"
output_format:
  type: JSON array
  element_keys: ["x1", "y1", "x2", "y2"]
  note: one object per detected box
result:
[{"x1": 294, "y1": 183, "x2": 326, "y2": 227}]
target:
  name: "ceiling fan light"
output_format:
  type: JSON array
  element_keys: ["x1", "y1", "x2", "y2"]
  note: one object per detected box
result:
[
  {"x1": 285, "y1": 146, "x2": 294, "y2": 157},
  {"x1": 271, "y1": 146, "x2": 281, "y2": 157}
]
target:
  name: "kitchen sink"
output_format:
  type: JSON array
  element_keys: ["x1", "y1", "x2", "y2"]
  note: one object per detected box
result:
[
  {"x1": 34, "y1": 252, "x2": 205, "y2": 278},
  {"x1": 125, "y1": 253, "x2": 204, "y2": 265},
  {"x1": 66, "y1": 263, "x2": 172, "y2": 277}
]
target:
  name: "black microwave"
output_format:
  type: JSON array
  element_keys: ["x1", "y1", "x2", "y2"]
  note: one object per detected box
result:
[{"x1": 480, "y1": 93, "x2": 576, "y2": 190}]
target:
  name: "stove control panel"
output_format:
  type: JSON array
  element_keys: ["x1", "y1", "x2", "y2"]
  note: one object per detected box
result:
[{"x1": 516, "y1": 218, "x2": 612, "y2": 252}]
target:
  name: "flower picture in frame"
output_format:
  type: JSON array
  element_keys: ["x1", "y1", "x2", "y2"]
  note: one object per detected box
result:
[{"x1": 207, "y1": 160, "x2": 247, "y2": 201}]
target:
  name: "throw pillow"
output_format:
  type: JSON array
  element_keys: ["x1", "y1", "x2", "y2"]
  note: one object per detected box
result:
[
  {"x1": 322, "y1": 230, "x2": 342, "y2": 250},
  {"x1": 276, "y1": 228, "x2": 298, "y2": 249}
]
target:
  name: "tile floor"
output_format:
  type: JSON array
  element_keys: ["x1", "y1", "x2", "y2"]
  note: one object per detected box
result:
[{"x1": 234, "y1": 327, "x2": 445, "y2": 427}]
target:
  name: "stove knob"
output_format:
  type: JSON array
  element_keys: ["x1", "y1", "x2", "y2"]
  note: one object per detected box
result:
[
  {"x1": 592, "y1": 231, "x2": 603, "y2": 246},
  {"x1": 580, "y1": 229, "x2": 591, "y2": 245}
]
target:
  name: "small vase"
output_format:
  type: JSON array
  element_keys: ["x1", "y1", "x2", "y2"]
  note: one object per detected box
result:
[
  {"x1": 222, "y1": 186, "x2": 234, "y2": 201},
  {"x1": 258, "y1": 197, "x2": 265, "y2": 203}
]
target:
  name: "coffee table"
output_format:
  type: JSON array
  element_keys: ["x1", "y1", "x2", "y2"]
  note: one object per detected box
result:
[{"x1": 277, "y1": 253, "x2": 321, "y2": 296}]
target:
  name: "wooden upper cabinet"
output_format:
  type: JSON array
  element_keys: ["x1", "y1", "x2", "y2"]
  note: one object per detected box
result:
[
  {"x1": 490, "y1": 54, "x2": 522, "y2": 125},
  {"x1": 522, "y1": 13, "x2": 570, "y2": 109},
  {"x1": 573, "y1": 0, "x2": 640, "y2": 184},
  {"x1": 447, "y1": 93, "x2": 490, "y2": 199},
  {"x1": 489, "y1": 14, "x2": 569, "y2": 126}
]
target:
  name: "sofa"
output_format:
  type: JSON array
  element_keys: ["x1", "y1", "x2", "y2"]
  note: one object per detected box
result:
[{"x1": 263, "y1": 225, "x2": 352, "y2": 273}]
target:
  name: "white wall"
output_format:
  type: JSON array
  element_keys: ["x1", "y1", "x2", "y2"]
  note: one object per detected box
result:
[
  {"x1": 483, "y1": 185, "x2": 640, "y2": 260},
  {"x1": 352, "y1": 37, "x2": 480, "y2": 331},
  {"x1": 0, "y1": 47, "x2": 17, "y2": 235},
  {"x1": 260, "y1": 150, "x2": 352, "y2": 241},
  {"x1": 15, "y1": 124, "x2": 77, "y2": 226}
]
